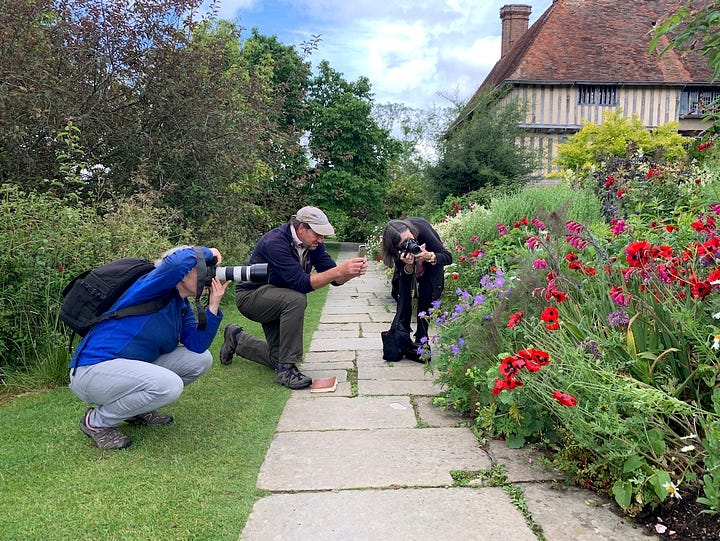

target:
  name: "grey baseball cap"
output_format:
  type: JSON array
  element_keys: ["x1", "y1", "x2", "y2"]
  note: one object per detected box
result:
[{"x1": 295, "y1": 206, "x2": 335, "y2": 236}]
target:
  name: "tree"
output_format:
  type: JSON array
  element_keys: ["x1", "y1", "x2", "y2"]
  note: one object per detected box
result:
[
  {"x1": 651, "y1": 0, "x2": 720, "y2": 81},
  {"x1": 304, "y1": 61, "x2": 401, "y2": 240},
  {"x1": 428, "y1": 89, "x2": 537, "y2": 202}
]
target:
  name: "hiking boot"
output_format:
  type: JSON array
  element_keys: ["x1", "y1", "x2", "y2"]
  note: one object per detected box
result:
[
  {"x1": 275, "y1": 363, "x2": 312, "y2": 389},
  {"x1": 126, "y1": 410, "x2": 174, "y2": 426},
  {"x1": 79, "y1": 409, "x2": 132, "y2": 450},
  {"x1": 220, "y1": 324, "x2": 243, "y2": 365}
]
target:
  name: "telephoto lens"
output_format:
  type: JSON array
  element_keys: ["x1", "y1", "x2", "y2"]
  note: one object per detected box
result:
[{"x1": 214, "y1": 263, "x2": 269, "y2": 283}]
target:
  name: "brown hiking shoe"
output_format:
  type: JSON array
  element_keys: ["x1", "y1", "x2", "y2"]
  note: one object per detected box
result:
[
  {"x1": 79, "y1": 409, "x2": 131, "y2": 450},
  {"x1": 275, "y1": 363, "x2": 312, "y2": 389},
  {"x1": 220, "y1": 324, "x2": 243, "y2": 365},
  {"x1": 126, "y1": 410, "x2": 174, "y2": 426}
]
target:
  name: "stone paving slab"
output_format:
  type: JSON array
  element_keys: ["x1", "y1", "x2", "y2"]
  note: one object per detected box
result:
[
  {"x1": 320, "y1": 313, "x2": 371, "y2": 323},
  {"x1": 521, "y1": 482, "x2": 650, "y2": 541},
  {"x1": 310, "y1": 330, "x2": 362, "y2": 340},
  {"x1": 300, "y1": 361, "x2": 354, "y2": 371},
  {"x1": 315, "y1": 322, "x2": 360, "y2": 332},
  {"x1": 485, "y1": 439, "x2": 565, "y2": 483},
  {"x1": 415, "y1": 397, "x2": 468, "y2": 427},
  {"x1": 303, "y1": 350, "x2": 355, "y2": 363},
  {"x1": 359, "y1": 322, "x2": 390, "y2": 333},
  {"x1": 239, "y1": 487, "x2": 537, "y2": 541},
  {"x1": 257, "y1": 427, "x2": 491, "y2": 491},
  {"x1": 358, "y1": 379, "x2": 441, "y2": 396},
  {"x1": 358, "y1": 363, "x2": 434, "y2": 381},
  {"x1": 290, "y1": 381, "x2": 352, "y2": 398},
  {"x1": 276, "y1": 396, "x2": 416, "y2": 432},
  {"x1": 300, "y1": 368, "x2": 348, "y2": 382},
  {"x1": 309, "y1": 337, "x2": 379, "y2": 351}
]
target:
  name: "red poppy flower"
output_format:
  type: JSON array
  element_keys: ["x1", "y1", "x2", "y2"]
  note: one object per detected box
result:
[
  {"x1": 553, "y1": 291, "x2": 567, "y2": 302},
  {"x1": 625, "y1": 241, "x2": 652, "y2": 268},
  {"x1": 499, "y1": 355, "x2": 525, "y2": 378},
  {"x1": 707, "y1": 269, "x2": 720, "y2": 283},
  {"x1": 545, "y1": 321, "x2": 560, "y2": 331},
  {"x1": 540, "y1": 307, "x2": 559, "y2": 323},
  {"x1": 552, "y1": 391, "x2": 578, "y2": 407},
  {"x1": 472, "y1": 249, "x2": 482, "y2": 258},
  {"x1": 506, "y1": 311, "x2": 524, "y2": 329},
  {"x1": 528, "y1": 348, "x2": 550, "y2": 365},
  {"x1": 451, "y1": 272, "x2": 459, "y2": 280},
  {"x1": 691, "y1": 280, "x2": 712, "y2": 298}
]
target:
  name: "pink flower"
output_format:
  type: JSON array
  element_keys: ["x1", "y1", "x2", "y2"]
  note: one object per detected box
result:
[
  {"x1": 496, "y1": 223, "x2": 509, "y2": 237},
  {"x1": 533, "y1": 258, "x2": 548, "y2": 270},
  {"x1": 610, "y1": 219, "x2": 627, "y2": 235}
]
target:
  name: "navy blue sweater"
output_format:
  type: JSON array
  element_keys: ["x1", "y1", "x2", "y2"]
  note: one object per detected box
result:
[{"x1": 238, "y1": 222, "x2": 337, "y2": 293}]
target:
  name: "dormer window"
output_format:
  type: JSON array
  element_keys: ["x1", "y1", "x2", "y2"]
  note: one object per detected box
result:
[
  {"x1": 578, "y1": 85, "x2": 618, "y2": 106},
  {"x1": 679, "y1": 88, "x2": 720, "y2": 118}
]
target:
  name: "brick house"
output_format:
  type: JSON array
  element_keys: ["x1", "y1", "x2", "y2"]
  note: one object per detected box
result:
[{"x1": 456, "y1": 0, "x2": 719, "y2": 177}]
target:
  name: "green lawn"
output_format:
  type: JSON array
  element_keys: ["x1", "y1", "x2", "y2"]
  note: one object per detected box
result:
[{"x1": 0, "y1": 243, "x2": 338, "y2": 540}]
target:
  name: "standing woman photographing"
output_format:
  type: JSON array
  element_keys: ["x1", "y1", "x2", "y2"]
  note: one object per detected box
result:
[{"x1": 381, "y1": 218, "x2": 452, "y2": 361}]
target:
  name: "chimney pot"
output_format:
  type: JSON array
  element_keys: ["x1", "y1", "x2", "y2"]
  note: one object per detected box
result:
[{"x1": 500, "y1": 4, "x2": 532, "y2": 58}]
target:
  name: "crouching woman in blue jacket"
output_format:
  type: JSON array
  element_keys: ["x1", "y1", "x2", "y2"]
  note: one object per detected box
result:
[{"x1": 68, "y1": 246, "x2": 231, "y2": 450}]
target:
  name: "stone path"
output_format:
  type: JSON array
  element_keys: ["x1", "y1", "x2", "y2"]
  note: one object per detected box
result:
[{"x1": 238, "y1": 243, "x2": 656, "y2": 541}]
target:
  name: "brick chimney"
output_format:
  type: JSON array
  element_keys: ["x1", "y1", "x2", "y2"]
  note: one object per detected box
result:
[{"x1": 500, "y1": 4, "x2": 532, "y2": 58}]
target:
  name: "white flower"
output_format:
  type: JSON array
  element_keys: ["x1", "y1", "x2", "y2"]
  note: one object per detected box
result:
[
  {"x1": 663, "y1": 481, "x2": 682, "y2": 499},
  {"x1": 713, "y1": 311, "x2": 720, "y2": 318},
  {"x1": 713, "y1": 335, "x2": 720, "y2": 350},
  {"x1": 680, "y1": 434, "x2": 698, "y2": 440},
  {"x1": 680, "y1": 445, "x2": 696, "y2": 452}
]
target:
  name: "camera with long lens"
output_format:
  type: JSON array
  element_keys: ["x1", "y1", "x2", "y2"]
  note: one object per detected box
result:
[
  {"x1": 205, "y1": 263, "x2": 269, "y2": 286},
  {"x1": 399, "y1": 238, "x2": 422, "y2": 256}
]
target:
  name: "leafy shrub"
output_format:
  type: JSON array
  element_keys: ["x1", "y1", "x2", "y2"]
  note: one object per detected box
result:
[
  {"x1": 555, "y1": 109, "x2": 688, "y2": 172},
  {"x1": 0, "y1": 185, "x2": 174, "y2": 389}
]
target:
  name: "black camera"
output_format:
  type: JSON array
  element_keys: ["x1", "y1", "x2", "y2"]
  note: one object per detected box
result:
[
  {"x1": 205, "y1": 263, "x2": 269, "y2": 286},
  {"x1": 399, "y1": 238, "x2": 422, "y2": 256}
]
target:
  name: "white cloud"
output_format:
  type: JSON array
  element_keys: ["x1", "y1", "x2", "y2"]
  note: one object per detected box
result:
[{"x1": 214, "y1": 0, "x2": 553, "y2": 108}]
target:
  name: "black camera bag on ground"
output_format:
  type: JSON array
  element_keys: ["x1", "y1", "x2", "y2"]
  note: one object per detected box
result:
[
  {"x1": 60, "y1": 257, "x2": 173, "y2": 346},
  {"x1": 381, "y1": 323, "x2": 411, "y2": 362}
]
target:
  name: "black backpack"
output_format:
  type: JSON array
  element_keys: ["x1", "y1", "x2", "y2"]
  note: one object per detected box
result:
[{"x1": 60, "y1": 257, "x2": 174, "y2": 346}]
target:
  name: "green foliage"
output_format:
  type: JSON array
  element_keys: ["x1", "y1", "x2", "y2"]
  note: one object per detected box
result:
[
  {"x1": 554, "y1": 109, "x2": 688, "y2": 171},
  {"x1": 651, "y1": 1, "x2": 720, "y2": 83},
  {"x1": 0, "y1": 185, "x2": 173, "y2": 387},
  {"x1": 304, "y1": 61, "x2": 402, "y2": 241},
  {"x1": 428, "y1": 89, "x2": 539, "y2": 202}
]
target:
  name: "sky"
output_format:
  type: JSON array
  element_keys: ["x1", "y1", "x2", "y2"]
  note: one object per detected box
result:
[{"x1": 210, "y1": 0, "x2": 554, "y2": 110}]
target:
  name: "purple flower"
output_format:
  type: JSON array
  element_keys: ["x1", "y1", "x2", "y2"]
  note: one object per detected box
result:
[
  {"x1": 579, "y1": 339, "x2": 601, "y2": 359},
  {"x1": 431, "y1": 300, "x2": 442, "y2": 309},
  {"x1": 607, "y1": 309, "x2": 630, "y2": 327}
]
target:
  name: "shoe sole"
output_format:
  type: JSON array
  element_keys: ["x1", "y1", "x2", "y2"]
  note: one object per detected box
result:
[{"x1": 219, "y1": 325, "x2": 237, "y2": 365}]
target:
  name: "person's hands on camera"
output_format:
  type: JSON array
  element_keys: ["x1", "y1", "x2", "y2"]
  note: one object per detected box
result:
[
  {"x1": 206, "y1": 248, "x2": 230, "y2": 315},
  {"x1": 400, "y1": 243, "x2": 436, "y2": 268}
]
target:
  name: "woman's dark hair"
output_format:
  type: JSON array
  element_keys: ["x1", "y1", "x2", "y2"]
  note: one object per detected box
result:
[{"x1": 381, "y1": 219, "x2": 419, "y2": 267}]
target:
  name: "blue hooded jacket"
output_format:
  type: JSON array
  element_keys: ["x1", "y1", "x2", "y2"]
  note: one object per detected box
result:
[{"x1": 69, "y1": 246, "x2": 222, "y2": 368}]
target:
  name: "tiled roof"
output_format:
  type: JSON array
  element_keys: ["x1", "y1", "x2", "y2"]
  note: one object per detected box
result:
[{"x1": 470, "y1": 0, "x2": 715, "y2": 104}]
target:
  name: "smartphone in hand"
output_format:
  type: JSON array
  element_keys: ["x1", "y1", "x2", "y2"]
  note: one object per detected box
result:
[{"x1": 357, "y1": 244, "x2": 367, "y2": 258}]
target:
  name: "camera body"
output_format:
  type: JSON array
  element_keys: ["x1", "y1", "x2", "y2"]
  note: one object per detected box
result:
[
  {"x1": 399, "y1": 238, "x2": 422, "y2": 256},
  {"x1": 205, "y1": 263, "x2": 269, "y2": 286}
]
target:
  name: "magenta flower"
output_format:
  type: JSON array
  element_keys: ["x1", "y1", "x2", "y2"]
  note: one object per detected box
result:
[{"x1": 533, "y1": 258, "x2": 548, "y2": 269}]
